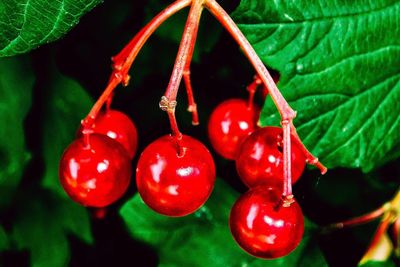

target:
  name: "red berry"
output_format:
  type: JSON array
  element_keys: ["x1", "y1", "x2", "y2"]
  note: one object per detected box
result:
[
  {"x1": 136, "y1": 135, "x2": 216, "y2": 217},
  {"x1": 92, "y1": 109, "x2": 138, "y2": 159},
  {"x1": 230, "y1": 187, "x2": 304, "y2": 259},
  {"x1": 208, "y1": 99, "x2": 260, "y2": 160},
  {"x1": 236, "y1": 126, "x2": 306, "y2": 188},
  {"x1": 59, "y1": 134, "x2": 132, "y2": 207}
]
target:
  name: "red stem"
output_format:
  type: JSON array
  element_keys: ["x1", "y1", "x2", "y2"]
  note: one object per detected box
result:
[
  {"x1": 81, "y1": 0, "x2": 190, "y2": 130},
  {"x1": 327, "y1": 205, "x2": 387, "y2": 229},
  {"x1": 282, "y1": 120, "x2": 292, "y2": 196},
  {"x1": 290, "y1": 124, "x2": 328, "y2": 174},
  {"x1": 204, "y1": 0, "x2": 327, "y2": 200},
  {"x1": 112, "y1": 0, "x2": 191, "y2": 73},
  {"x1": 164, "y1": 0, "x2": 203, "y2": 100},
  {"x1": 205, "y1": 0, "x2": 297, "y2": 199},
  {"x1": 183, "y1": 70, "x2": 200, "y2": 125},
  {"x1": 246, "y1": 75, "x2": 261, "y2": 111},
  {"x1": 162, "y1": 0, "x2": 203, "y2": 151},
  {"x1": 167, "y1": 110, "x2": 185, "y2": 156},
  {"x1": 204, "y1": 0, "x2": 294, "y2": 120}
]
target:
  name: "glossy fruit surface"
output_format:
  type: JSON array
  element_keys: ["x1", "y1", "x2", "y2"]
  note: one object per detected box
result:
[
  {"x1": 59, "y1": 134, "x2": 132, "y2": 207},
  {"x1": 208, "y1": 99, "x2": 260, "y2": 160},
  {"x1": 136, "y1": 135, "x2": 216, "y2": 217},
  {"x1": 92, "y1": 109, "x2": 138, "y2": 159},
  {"x1": 230, "y1": 186, "x2": 304, "y2": 259},
  {"x1": 236, "y1": 126, "x2": 306, "y2": 188}
]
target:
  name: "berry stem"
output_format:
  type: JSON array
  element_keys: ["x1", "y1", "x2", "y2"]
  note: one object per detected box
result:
[
  {"x1": 81, "y1": 0, "x2": 190, "y2": 130},
  {"x1": 246, "y1": 75, "x2": 261, "y2": 111},
  {"x1": 204, "y1": 0, "x2": 295, "y2": 121},
  {"x1": 112, "y1": 0, "x2": 191, "y2": 74},
  {"x1": 164, "y1": 0, "x2": 203, "y2": 100},
  {"x1": 325, "y1": 188, "x2": 400, "y2": 230},
  {"x1": 204, "y1": 0, "x2": 327, "y2": 200},
  {"x1": 81, "y1": 77, "x2": 121, "y2": 129},
  {"x1": 183, "y1": 70, "x2": 200, "y2": 125},
  {"x1": 281, "y1": 120, "x2": 292, "y2": 197},
  {"x1": 168, "y1": 110, "x2": 185, "y2": 157},
  {"x1": 290, "y1": 124, "x2": 327, "y2": 174},
  {"x1": 161, "y1": 0, "x2": 204, "y2": 153},
  {"x1": 106, "y1": 92, "x2": 114, "y2": 111},
  {"x1": 205, "y1": 0, "x2": 296, "y2": 200},
  {"x1": 326, "y1": 205, "x2": 387, "y2": 229}
]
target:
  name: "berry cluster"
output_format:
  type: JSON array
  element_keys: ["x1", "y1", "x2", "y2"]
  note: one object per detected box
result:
[
  {"x1": 207, "y1": 78, "x2": 306, "y2": 258},
  {"x1": 60, "y1": 108, "x2": 215, "y2": 215},
  {"x1": 58, "y1": 0, "x2": 327, "y2": 260}
]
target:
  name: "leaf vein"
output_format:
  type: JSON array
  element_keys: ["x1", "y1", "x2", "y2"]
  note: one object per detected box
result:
[
  {"x1": 297, "y1": 72, "x2": 400, "y2": 130},
  {"x1": 322, "y1": 78, "x2": 400, "y2": 161}
]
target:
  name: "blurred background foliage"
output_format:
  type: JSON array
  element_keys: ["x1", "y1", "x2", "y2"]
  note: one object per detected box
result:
[{"x1": 0, "y1": 0, "x2": 399, "y2": 266}]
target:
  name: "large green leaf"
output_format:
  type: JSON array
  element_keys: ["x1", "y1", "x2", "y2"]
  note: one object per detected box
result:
[
  {"x1": 41, "y1": 70, "x2": 93, "y2": 197},
  {"x1": 0, "y1": 56, "x2": 33, "y2": 208},
  {"x1": 0, "y1": 0, "x2": 102, "y2": 57},
  {"x1": 11, "y1": 190, "x2": 93, "y2": 267},
  {"x1": 120, "y1": 179, "x2": 327, "y2": 267},
  {"x1": 232, "y1": 0, "x2": 400, "y2": 172}
]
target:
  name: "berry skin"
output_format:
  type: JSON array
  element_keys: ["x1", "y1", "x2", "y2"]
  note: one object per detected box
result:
[
  {"x1": 136, "y1": 135, "x2": 216, "y2": 217},
  {"x1": 230, "y1": 187, "x2": 304, "y2": 259},
  {"x1": 236, "y1": 126, "x2": 306, "y2": 188},
  {"x1": 208, "y1": 99, "x2": 260, "y2": 160},
  {"x1": 59, "y1": 134, "x2": 132, "y2": 207},
  {"x1": 91, "y1": 109, "x2": 138, "y2": 159}
]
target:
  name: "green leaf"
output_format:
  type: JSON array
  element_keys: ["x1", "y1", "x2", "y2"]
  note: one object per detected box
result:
[
  {"x1": 120, "y1": 179, "x2": 327, "y2": 267},
  {"x1": 0, "y1": 224, "x2": 9, "y2": 251},
  {"x1": 0, "y1": 0, "x2": 102, "y2": 57},
  {"x1": 232, "y1": 0, "x2": 400, "y2": 172},
  {"x1": 0, "y1": 56, "x2": 33, "y2": 209},
  {"x1": 41, "y1": 70, "x2": 93, "y2": 197},
  {"x1": 11, "y1": 190, "x2": 93, "y2": 267}
]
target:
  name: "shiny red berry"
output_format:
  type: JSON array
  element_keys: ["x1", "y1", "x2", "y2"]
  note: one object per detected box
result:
[
  {"x1": 136, "y1": 135, "x2": 216, "y2": 217},
  {"x1": 59, "y1": 134, "x2": 132, "y2": 207},
  {"x1": 230, "y1": 187, "x2": 304, "y2": 259},
  {"x1": 236, "y1": 126, "x2": 306, "y2": 188},
  {"x1": 92, "y1": 109, "x2": 138, "y2": 159},
  {"x1": 208, "y1": 99, "x2": 260, "y2": 160}
]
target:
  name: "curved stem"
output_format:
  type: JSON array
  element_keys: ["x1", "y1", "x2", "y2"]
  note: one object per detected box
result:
[
  {"x1": 81, "y1": 0, "x2": 191, "y2": 130},
  {"x1": 325, "y1": 189, "x2": 400, "y2": 231},
  {"x1": 164, "y1": 0, "x2": 204, "y2": 100},
  {"x1": 82, "y1": 77, "x2": 121, "y2": 129},
  {"x1": 290, "y1": 123, "x2": 327, "y2": 174},
  {"x1": 282, "y1": 120, "x2": 292, "y2": 196},
  {"x1": 112, "y1": 0, "x2": 192, "y2": 73},
  {"x1": 183, "y1": 70, "x2": 200, "y2": 125},
  {"x1": 161, "y1": 0, "x2": 204, "y2": 152},
  {"x1": 167, "y1": 110, "x2": 185, "y2": 156},
  {"x1": 246, "y1": 75, "x2": 261, "y2": 111},
  {"x1": 326, "y1": 205, "x2": 387, "y2": 230},
  {"x1": 204, "y1": 0, "x2": 327, "y2": 197},
  {"x1": 204, "y1": 0, "x2": 294, "y2": 120},
  {"x1": 205, "y1": 0, "x2": 297, "y2": 199}
]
